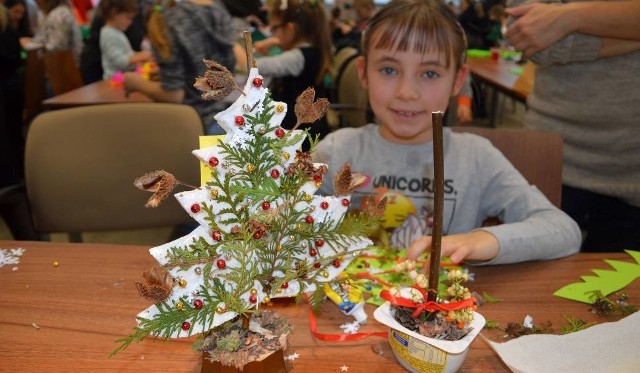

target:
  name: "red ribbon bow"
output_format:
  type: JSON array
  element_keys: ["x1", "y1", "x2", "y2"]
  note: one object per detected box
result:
[{"x1": 380, "y1": 286, "x2": 476, "y2": 318}]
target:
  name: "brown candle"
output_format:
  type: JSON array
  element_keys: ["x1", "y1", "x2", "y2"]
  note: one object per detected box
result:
[{"x1": 427, "y1": 111, "x2": 444, "y2": 303}]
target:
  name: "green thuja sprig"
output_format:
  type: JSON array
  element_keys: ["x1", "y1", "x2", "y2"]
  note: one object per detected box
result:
[{"x1": 560, "y1": 315, "x2": 595, "y2": 334}]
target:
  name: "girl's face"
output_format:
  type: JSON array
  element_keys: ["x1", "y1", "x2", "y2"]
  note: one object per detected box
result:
[
  {"x1": 111, "y1": 11, "x2": 135, "y2": 32},
  {"x1": 357, "y1": 34, "x2": 467, "y2": 144},
  {"x1": 269, "y1": 18, "x2": 296, "y2": 50}
]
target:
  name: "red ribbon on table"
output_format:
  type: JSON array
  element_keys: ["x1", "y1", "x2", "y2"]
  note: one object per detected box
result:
[
  {"x1": 380, "y1": 286, "x2": 476, "y2": 319},
  {"x1": 303, "y1": 294, "x2": 387, "y2": 341}
]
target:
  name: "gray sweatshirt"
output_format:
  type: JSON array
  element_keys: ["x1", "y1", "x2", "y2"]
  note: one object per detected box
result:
[
  {"x1": 312, "y1": 125, "x2": 581, "y2": 265},
  {"x1": 509, "y1": 0, "x2": 640, "y2": 207}
]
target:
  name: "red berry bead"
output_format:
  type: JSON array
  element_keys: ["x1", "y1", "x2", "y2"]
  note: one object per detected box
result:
[
  {"x1": 234, "y1": 116, "x2": 245, "y2": 126},
  {"x1": 313, "y1": 262, "x2": 321, "y2": 268},
  {"x1": 281, "y1": 282, "x2": 289, "y2": 289},
  {"x1": 190, "y1": 203, "x2": 201, "y2": 213},
  {"x1": 275, "y1": 128, "x2": 285, "y2": 138},
  {"x1": 332, "y1": 259, "x2": 341, "y2": 268},
  {"x1": 253, "y1": 231, "x2": 262, "y2": 239},
  {"x1": 252, "y1": 77, "x2": 263, "y2": 87},
  {"x1": 193, "y1": 299, "x2": 204, "y2": 309},
  {"x1": 212, "y1": 231, "x2": 222, "y2": 241},
  {"x1": 341, "y1": 198, "x2": 350, "y2": 207},
  {"x1": 305, "y1": 215, "x2": 314, "y2": 224},
  {"x1": 208, "y1": 157, "x2": 219, "y2": 167},
  {"x1": 181, "y1": 321, "x2": 191, "y2": 331},
  {"x1": 262, "y1": 201, "x2": 271, "y2": 210},
  {"x1": 249, "y1": 294, "x2": 257, "y2": 303},
  {"x1": 315, "y1": 239, "x2": 324, "y2": 247},
  {"x1": 309, "y1": 248, "x2": 317, "y2": 257},
  {"x1": 313, "y1": 175, "x2": 323, "y2": 183},
  {"x1": 216, "y1": 258, "x2": 226, "y2": 269},
  {"x1": 320, "y1": 201, "x2": 329, "y2": 210},
  {"x1": 270, "y1": 169, "x2": 280, "y2": 178}
]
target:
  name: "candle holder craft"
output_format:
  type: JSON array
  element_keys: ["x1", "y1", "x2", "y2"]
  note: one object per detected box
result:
[
  {"x1": 373, "y1": 113, "x2": 485, "y2": 373},
  {"x1": 112, "y1": 33, "x2": 383, "y2": 372}
]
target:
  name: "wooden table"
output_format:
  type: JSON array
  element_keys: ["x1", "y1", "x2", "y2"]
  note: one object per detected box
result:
[
  {"x1": 41, "y1": 80, "x2": 152, "y2": 109},
  {"x1": 467, "y1": 57, "x2": 532, "y2": 126},
  {"x1": 1, "y1": 240, "x2": 637, "y2": 372}
]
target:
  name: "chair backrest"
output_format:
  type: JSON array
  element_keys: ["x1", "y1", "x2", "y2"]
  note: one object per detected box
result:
[
  {"x1": 334, "y1": 55, "x2": 368, "y2": 128},
  {"x1": 451, "y1": 126, "x2": 563, "y2": 207},
  {"x1": 43, "y1": 50, "x2": 84, "y2": 96},
  {"x1": 23, "y1": 49, "x2": 46, "y2": 122},
  {"x1": 25, "y1": 103, "x2": 204, "y2": 240}
]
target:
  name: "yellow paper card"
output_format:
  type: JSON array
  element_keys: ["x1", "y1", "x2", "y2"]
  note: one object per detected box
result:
[{"x1": 199, "y1": 135, "x2": 225, "y2": 186}]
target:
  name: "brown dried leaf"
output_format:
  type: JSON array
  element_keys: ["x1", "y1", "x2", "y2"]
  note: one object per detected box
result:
[
  {"x1": 194, "y1": 59, "x2": 238, "y2": 101},
  {"x1": 294, "y1": 87, "x2": 329, "y2": 129},
  {"x1": 133, "y1": 170, "x2": 177, "y2": 208},
  {"x1": 333, "y1": 163, "x2": 367, "y2": 196},
  {"x1": 135, "y1": 267, "x2": 175, "y2": 302}
]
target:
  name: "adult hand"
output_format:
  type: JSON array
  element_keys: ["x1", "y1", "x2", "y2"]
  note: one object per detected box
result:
[
  {"x1": 505, "y1": 2, "x2": 573, "y2": 58},
  {"x1": 406, "y1": 230, "x2": 499, "y2": 266}
]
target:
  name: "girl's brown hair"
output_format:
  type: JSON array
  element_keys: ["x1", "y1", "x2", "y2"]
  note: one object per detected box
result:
[
  {"x1": 99, "y1": 0, "x2": 138, "y2": 20},
  {"x1": 361, "y1": 0, "x2": 467, "y2": 70},
  {"x1": 146, "y1": 0, "x2": 175, "y2": 61},
  {"x1": 269, "y1": 0, "x2": 333, "y2": 85}
]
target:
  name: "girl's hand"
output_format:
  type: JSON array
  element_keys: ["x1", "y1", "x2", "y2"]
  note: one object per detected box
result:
[{"x1": 406, "y1": 230, "x2": 500, "y2": 266}]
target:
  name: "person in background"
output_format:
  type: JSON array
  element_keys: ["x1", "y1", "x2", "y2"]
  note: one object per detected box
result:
[
  {"x1": 4, "y1": 0, "x2": 32, "y2": 37},
  {"x1": 23, "y1": 0, "x2": 82, "y2": 60},
  {"x1": 505, "y1": 0, "x2": 640, "y2": 252},
  {"x1": 79, "y1": 0, "x2": 148, "y2": 84},
  {"x1": 313, "y1": 0, "x2": 581, "y2": 265},
  {"x1": 1, "y1": 1, "x2": 24, "y2": 188},
  {"x1": 486, "y1": 3, "x2": 507, "y2": 47},
  {"x1": 235, "y1": 0, "x2": 333, "y2": 149},
  {"x1": 71, "y1": 0, "x2": 92, "y2": 26},
  {"x1": 99, "y1": 0, "x2": 152, "y2": 80},
  {"x1": 458, "y1": 0, "x2": 490, "y2": 49},
  {"x1": 332, "y1": 0, "x2": 376, "y2": 51},
  {"x1": 124, "y1": 0, "x2": 236, "y2": 135}
]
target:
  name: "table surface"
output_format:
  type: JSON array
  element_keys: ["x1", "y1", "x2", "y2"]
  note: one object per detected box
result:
[
  {"x1": 41, "y1": 80, "x2": 152, "y2": 109},
  {"x1": 1, "y1": 240, "x2": 636, "y2": 372},
  {"x1": 467, "y1": 57, "x2": 530, "y2": 103}
]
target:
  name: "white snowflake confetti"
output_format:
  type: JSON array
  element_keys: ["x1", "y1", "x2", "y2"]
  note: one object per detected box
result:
[
  {"x1": 284, "y1": 352, "x2": 300, "y2": 361},
  {"x1": 339, "y1": 321, "x2": 361, "y2": 334},
  {"x1": 340, "y1": 365, "x2": 349, "y2": 371},
  {"x1": 523, "y1": 315, "x2": 533, "y2": 329},
  {"x1": 0, "y1": 247, "x2": 25, "y2": 268}
]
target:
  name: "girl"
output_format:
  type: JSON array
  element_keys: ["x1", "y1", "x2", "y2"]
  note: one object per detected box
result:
[
  {"x1": 99, "y1": 0, "x2": 152, "y2": 80},
  {"x1": 236, "y1": 0, "x2": 333, "y2": 147},
  {"x1": 26, "y1": 0, "x2": 82, "y2": 61},
  {"x1": 313, "y1": 0, "x2": 581, "y2": 265},
  {"x1": 123, "y1": 0, "x2": 236, "y2": 134}
]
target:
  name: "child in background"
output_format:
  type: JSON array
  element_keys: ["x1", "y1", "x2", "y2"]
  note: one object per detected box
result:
[
  {"x1": 99, "y1": 0, "x2": 152, "y2": 80},
  {"x1": 332, "y1": 0, "x2": 376, "y2": 51},
  {"x1": 235, "y1": 0, "x2": 333, "y2": 148},
  {"x1": 312, "y1": 0, "x2": 580, "y2": 265}
]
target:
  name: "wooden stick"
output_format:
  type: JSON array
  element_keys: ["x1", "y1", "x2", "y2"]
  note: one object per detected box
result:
[
  {"x1": 427, "y1": 111, "x2": 444, "y2": 303},
  {"x1": 243, "y1": 31, "x2": 256, "y2": 72}
]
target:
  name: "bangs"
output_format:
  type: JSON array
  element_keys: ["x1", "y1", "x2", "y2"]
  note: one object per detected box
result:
[{"x1": 363, "y1": 1, "x2": 466, "y2": 69}]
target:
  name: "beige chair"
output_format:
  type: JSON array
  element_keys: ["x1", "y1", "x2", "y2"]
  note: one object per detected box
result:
[
  {"x1": 451, "y1": 126, "x2": 563, "y2": 207},
  {"x1": 326, "y1": 47, "x2": 369, "y2": 129},
  {"x1": 25, "y1": 103, "x2": 204, "y2": 242}
]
